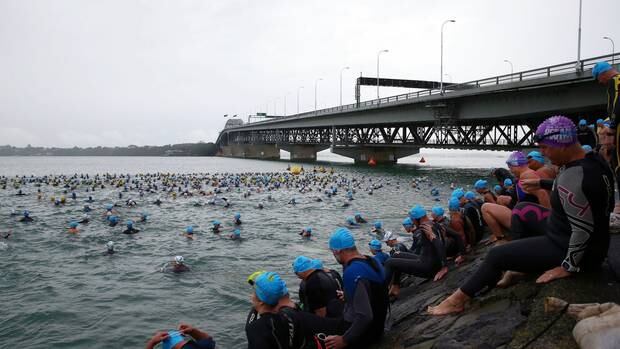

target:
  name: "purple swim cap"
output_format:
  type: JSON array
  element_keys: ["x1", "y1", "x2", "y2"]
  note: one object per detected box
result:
[
  {"x1": 534, "y1": 115, "x2": 578, "y2": 147},
  {"x1": 506, "y1": 151, "x2": 528, "y2": 167}
]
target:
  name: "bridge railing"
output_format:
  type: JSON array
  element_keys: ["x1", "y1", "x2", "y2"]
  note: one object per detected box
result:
[{"x1": 243, "y1": 53, "x2": 619, "y2": 125}]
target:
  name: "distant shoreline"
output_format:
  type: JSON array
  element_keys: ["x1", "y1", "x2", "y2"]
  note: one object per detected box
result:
[{"x1": 0, "y1": 142, "x2": 217, "y2": 157}]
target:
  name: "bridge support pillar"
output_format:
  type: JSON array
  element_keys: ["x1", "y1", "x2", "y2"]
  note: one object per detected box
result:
[
  {"x1": 219, "y1": 144, "x2": 280, "y2": 160},
  {"x1": 280, "y1": 145, "x2": 330, "y2": 162},
  {"x1": 331, "y1": 146, "x2": 420, "y2": 164}
]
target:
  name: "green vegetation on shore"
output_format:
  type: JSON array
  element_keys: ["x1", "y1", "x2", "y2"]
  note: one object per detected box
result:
[{"x1": 0, "y1": 142, "x2": 217, "y2": 156}]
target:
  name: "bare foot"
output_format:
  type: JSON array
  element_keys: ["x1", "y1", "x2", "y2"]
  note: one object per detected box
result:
[
  {"x1": 427, "y1": 296, "x2": 464, "y2": 316},
  {"x1": 496, "y1": 271, "x2": 526, "y2": 288}
]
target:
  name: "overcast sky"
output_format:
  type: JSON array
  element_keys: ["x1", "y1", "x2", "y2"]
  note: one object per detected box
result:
[{"x1": 1, "y1": 0, "x2": 619, "y2": 148}]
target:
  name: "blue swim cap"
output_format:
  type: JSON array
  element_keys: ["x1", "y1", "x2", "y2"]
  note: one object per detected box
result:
[
  {"x1": 106, "y1": 204, "x2": 113, "y2": 211},
  {"x1": 292, "y1": 255, "x2": 314, "y2": 273},
  {"x1": 311, "y1": 259, "x2": 324, "y2": 269},
  {"x1": 582, "y1": 144, "x2": 593, "y2": 153},
  {"x1": 69, "y1": 221, "x2": 78, "y2": 228},
  {"x1": 346, "y1": 217, "x2": 356, "y2": 225},
  {"x1": 451, "y1": 188, "x2": 465, "y2": 199},
  {"x1": 592, "y1": 61, "x2": 613, "y2": 79},
  {"x1": 402, "y1": 217, "x2": 413, "y2": 227},
  {"x1": 474, "y1": 179, "x2": 488, "y2": 190},
  {"x1": 368, "y1": 239, "x2": 382, "y2": 251},
  {"x1": 464, "y1": 191, "x2": 476, "y2": 200},
  {"x1": 354, "y1": 212, "x2": 362, "y2": 218},
  {"x1": 527, "y1": 150, "x2": 545, "y2": 164},
  {"x1": 504, "y1": 178, "x2": 513, "y2": 186},
  {"x1": 579, "y1": 119, "x2": 587, "y2": 126},
  {"x1": 162, "y1": 331, "x2": 187, "y2": 349},
  {"x1": 304, "y1": 227, "x2": 312, "y2": 233},
  {"x1": 597, "y1": 118, "x2": 604, "y2": 124},
  {"x1": 234, "y1": 213, "x2": 241, "y2": 219},
  {"x1": 374, "y1": 221, "x2": 382, "y2": 229},
  {"x1": 254, "y1": 271, "x2": 288, "y2": 306},
  {"x1": 448, "y1": 197, "x2": 460, "y2": 211},
  {"x1": 23, "y1": 210, "x2": 30, "y2": 217},
  {"x1": 329, "y1": 228, "x2": 356, "y2": 250},
  {"x1": 212, "y1": 220, "x2": 221, "y2": 226},
  {"x1": 109, "y1": 215, "x2": 118, "y2": 223},
  {"x1": 494, "y1": 184, "x2": 502, "y2": 193},
  {"x1": 409, "y1": 205, "x2": 426, "y2": 220},
  {"x1": 126, "y1": 220, "x2": 133, "y2": 227},
  {"x1": 186, "y1": 225, "x2": 194, "y2": 234},
  {"x1": 233, "y1": 229, "x2": 241, "y2": 236},
  {"x1": 432, "y1": 206, "x2": 445, "y2": 216}
]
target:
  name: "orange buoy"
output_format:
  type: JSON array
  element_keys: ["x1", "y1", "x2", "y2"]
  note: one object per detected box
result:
[
  {"x1": 419, "y1": 157, "x2": 426, "y2": 163},
  {"x1": 368, "y1": 158, "x2": 377, "y2": 166}
]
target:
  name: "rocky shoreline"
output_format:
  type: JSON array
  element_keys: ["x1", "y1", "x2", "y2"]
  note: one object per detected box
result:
[{"x1": 377, "y1": 227, "x2": 620, "y2": 348}]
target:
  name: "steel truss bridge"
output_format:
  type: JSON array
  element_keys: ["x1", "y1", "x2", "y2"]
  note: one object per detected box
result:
[{"x1": 216, "y1": 53, "x2": 618, "y2": 163}]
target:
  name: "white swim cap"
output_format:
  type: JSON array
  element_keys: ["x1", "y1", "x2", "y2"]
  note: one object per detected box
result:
[
  {"x1": 175, "y1": 255, "x2": 184, "y2": 263},
  {"x1": 106, "y1": 241, "x2": 114, "y2": 248}
]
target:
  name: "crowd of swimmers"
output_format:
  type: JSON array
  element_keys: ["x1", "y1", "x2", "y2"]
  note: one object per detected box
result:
[
  {"x1": 4, "y1": 62, "x2": 620, "y2": 349},
  {"x1": 143, "y1": 112, "x2": 616, "y2": 348}
]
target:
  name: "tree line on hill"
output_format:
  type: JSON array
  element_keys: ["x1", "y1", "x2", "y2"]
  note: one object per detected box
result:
[{"x1": 0, "y1": 142, "x2": 218, "y2": 156}]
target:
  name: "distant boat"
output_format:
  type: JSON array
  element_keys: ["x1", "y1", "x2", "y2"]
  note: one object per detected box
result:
[
  {"x1": 419, "y1": 157, "x2": 426, "y2": 163},
  {"x1": 368, "y1": 158, "x2": 377, "y2": 166}
]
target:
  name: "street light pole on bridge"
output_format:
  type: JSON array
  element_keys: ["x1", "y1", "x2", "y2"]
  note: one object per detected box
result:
[
  {"x1": 440, "y1": 19, "x2": 456, "y2": 94},
  {"x1": 576, "y1": 0, "x2": 583, "y2": 71},
  {"x1": 603, "y1": 36, "x2": 615, "y2": 65},
  {"x1": 504, "y1": 59, "x2": 514, "y2": 81},
  {"x1": 377, "y1": 50, "x2": 389, "y2": 99}
]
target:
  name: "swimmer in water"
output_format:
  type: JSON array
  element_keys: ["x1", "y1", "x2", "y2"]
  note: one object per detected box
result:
[
  {"x1": 78, "y1": 214, "x2": 89, "y2": 224},
  {"x1": 212, "y1": 220, "x2": 221, "y2": 234},
  {"x1": 83, "y1": 205, "x2": 92, "y2": 212},
  {"x1": 154, "y1": 197, "x2": 162, "y2": 206},
  {"x1": 20, "y1": 210, "x2": 33, "y2": 222},
  {"x1": 287, "y1": 198, "x2": 296, "y2": 205},
  {"x1": 256, "y1": 202, "x2": 264, "y2": 209},
  {"x1": 184, "y1": 226, "x2": 195, "y2": 239},
  {"x1": 371, "y1": 221, "x2": 384, "y2": 236},
  {"x1": 122, "y1": 220, "x2": 140, "y2": 234},
  {"x1": 368, "y1": 239, "x2": 390, "y2": 265},
  {"x1": 105, "y1": 241, "x2": 115, "y2": 255},
  {"x1": 1, "y1": 231, "x2": 11, "y2": 239},
  {"x1": 230, "y1": 229, "x2": 241, "y2": 240},
  {"x1": 171, "y1": 255, "x2": 190, "y2": 273},
  {"x1": 108, "y1": 215, "x2": 119, "y2": 227},
  {"x1": 233, "y1": 213, "x2": 242, "y2": 225},
  {"x1": 299, "y1": 227, "x2": 312, "y2": 239},
  {"x1": 354, "y1": 212, "x2": 367, "y2": 223},
  {"x1": 346, "y1": 216, "x2": 358, "y2": 227},
  {"x1": 139, "y1": 212, "x2": 148, "y2": 222},
  {"x1": 68, "y1": 221, "x2": 79, "y2": 234}
]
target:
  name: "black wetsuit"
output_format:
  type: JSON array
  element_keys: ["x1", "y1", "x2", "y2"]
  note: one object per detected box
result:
[
  {"x1": 388, "y1": 242, "x2": 409, "y2": 256},
  {"x1": 20, "y1": 216, "x2": 33, "y2": 222},
  {"x1": 122, "y1": 227, "x2": 139, "y2": 234},
  {"x1": 384, "y1": 222, "x2": 447, "y2": 285},
  {"x1": 463, "y1": 201, "x2": 484, "y2": 244},
  {"x1": 436, "y1": 217, "x2": 466, "y2": 257},
  {"x1": 245, "y1": 306, "x2": 341, "y2": 349},
  {"x1": 298, "y1": 269, "x2": 344, "y2": 318},
  {"x1": 461, "y1": 152, "x2": 614, "y2": 297},
  {"x1": 338, "y1": 256, "x2": 389, "y2": 349}
]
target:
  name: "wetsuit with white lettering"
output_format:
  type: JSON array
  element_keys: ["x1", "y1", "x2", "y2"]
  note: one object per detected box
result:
[{"x1": 460, "y1": 152, "x2": 614, "y2": 297}]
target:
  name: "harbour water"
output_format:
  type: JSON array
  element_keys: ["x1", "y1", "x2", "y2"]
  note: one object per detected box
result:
[{"x1": 0, "y1": 153, "x2": 506, "y2": 348}]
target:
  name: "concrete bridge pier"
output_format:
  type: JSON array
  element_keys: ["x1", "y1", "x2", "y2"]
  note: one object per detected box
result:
[
  {"x1": 280, "y1": 145, "x2": 330, "y2": 162},
  {"x1": 331, "y1": 146, "x2": 420, "y2": 164},
  {"x1": 219, "y1": 144, "x2": 280, "y2": 160}
]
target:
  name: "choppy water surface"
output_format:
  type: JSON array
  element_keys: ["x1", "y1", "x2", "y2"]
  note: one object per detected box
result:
[{"x1": 0, "y1": 155, "x2": 500, "y2": 348}]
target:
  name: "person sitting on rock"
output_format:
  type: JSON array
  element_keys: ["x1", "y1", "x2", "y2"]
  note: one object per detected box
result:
[{"x1": 429, "y1": 116, "x2": 614, "y2": 316}]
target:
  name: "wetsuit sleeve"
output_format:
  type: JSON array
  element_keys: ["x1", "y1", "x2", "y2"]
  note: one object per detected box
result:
[
  {"x1": 246, "y1": 321, "x2": 273, "y2": 349},
  {"x1": 556, "y1": 166, "x2": 595, "y2": 272},
  {"x1": 540, "y1": 179, "x2": 554, "y2": 191},
  {"x1": 431, "y1": 226, "x2": 448, "y2": 267},
  {"x1": 444, "y1": 227, "x2": 466, "y2": 255},
  {"x1": 342, "y1": 279, "x2": 373, "y2": 344}
]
